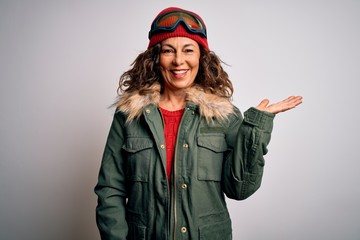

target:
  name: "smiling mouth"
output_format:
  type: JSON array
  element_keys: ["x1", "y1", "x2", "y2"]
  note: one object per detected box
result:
[{"x1": 171, "y1": 70, "x2": 188, "y2": 78}]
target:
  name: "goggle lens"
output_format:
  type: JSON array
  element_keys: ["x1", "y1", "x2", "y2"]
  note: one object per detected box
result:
[
  {"x1": 156, "y1": 12, "x2": 203, "y2": 30},
  {"x1": 149, "y1": 11, "x2": 207, "y2": 38}
]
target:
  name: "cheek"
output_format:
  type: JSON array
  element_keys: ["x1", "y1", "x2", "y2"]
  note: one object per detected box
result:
[
  {"x1": 190, "y1": 56, "x2": 200, "y2": 70},
  {"x1": 159, "y1": 65, "x2": 173, "y2": 82},
  {"x1": 159, "y1": 67, "x2": 167, "y2": 79},
  {"x1": 159, "y1": 56, "x2": 167, "y2": 69},
  {"x1": 190, "y1": 61, "x2": 200, "y2": 74}
]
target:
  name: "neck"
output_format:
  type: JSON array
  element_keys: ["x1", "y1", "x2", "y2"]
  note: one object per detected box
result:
[{"x1": 159, "y1": 88, "x2": 186, "y2": 111}]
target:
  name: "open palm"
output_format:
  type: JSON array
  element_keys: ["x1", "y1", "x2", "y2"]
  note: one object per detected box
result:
[{"x1": 256, "y1": 96, "x2": 303, "y2": 114}]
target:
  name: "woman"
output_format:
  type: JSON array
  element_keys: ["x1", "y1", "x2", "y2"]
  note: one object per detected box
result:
[{"x1": 95, "y1": 7, "x2": 302, "y2": 240}]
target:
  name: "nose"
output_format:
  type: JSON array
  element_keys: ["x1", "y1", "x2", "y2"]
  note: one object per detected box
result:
[{"x1": 173, "y1": 52, "x2": 184, "y2": 66}]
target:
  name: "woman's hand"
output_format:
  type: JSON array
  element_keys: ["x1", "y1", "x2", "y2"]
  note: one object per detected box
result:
[{"x1": 256, "y1": 96, "x2": 303, "y2": 114}]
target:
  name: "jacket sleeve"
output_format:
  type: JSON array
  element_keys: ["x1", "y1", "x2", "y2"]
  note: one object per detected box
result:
[
  {"x1": 94, "y1": 112, "x2": 128, "y2": 240},
  {"x1": 222, "y1": 107, "x2": 275, "y2": 200}
]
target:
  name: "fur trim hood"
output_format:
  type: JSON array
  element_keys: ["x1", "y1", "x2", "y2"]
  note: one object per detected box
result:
[{"x1": 114, "y1": 83, "x2": 235, "y2": 123}]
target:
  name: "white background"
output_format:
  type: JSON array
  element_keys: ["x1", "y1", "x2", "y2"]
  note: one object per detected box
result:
[{"x1": 1, "y1": 0, "x2": 359, "y2": 239}]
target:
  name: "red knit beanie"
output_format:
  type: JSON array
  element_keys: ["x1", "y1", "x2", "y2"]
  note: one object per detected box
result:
[{"x1": 148, "y1": 7, "x2": 209, "y2": 51}]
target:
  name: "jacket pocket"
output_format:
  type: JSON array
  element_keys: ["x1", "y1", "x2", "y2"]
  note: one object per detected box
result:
[
  {"x1": 122, "y1": 137, "x2": 153, "y2": 182},
  {"x1": 127, "y1": 210, "x2": 147, "y2": 240},
  {"x1": 198, "y1": 211, "x2": 232, "y2": 240},
  {"x1": 197, "y1": 134, "x2": 227, "y2": 181}
]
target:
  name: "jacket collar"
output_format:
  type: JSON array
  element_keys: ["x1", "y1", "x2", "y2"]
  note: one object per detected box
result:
[{"x1": 114, "y1": 83, "x2": 235, "y2": 123}]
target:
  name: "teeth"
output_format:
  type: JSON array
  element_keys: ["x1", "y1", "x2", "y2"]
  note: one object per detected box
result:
[{"x1": 173, "y1": 70, "x2": 187, "y2": 74}]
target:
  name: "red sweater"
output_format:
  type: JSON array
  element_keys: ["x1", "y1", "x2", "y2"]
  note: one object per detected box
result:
[{"x1": 159, "y1": 107, "x2": 184, "y2": 181}]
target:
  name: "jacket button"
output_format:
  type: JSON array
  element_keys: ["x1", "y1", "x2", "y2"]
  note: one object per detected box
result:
[
  {"x1": 181, "y1": 183, "x2": 187, "y2": 189},
  {"x1": 160, "y1": 144, "x2": 165, "y2": 149},
  {"x1": 181, "y1": 227, "x2": 187, "y2": 233},
  {"x1": 183, "y1": 143, "x2": 188, "y2": 148},
  {"x1": 145, "y1": 109, "x2": 151, "y2": 113}
]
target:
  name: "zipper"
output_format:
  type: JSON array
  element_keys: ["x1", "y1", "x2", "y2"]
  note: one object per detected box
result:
[
  {"x1": 158, "y1": 109, "x2": 171, "y2": 240},
  {"x1": 172, "y1": 107, "x2": 188, "y2": 240},
  {"x1": 159, "y1": 106, "x2": 188, "y2": 240}
]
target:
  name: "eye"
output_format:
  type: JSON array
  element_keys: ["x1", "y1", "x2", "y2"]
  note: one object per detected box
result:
[
  {"x1": 161, "y1": 48, "x2": 174, "y2": 54},
  {"x1": 184, "y1": 48, "x2": 194, "y2": 53}
]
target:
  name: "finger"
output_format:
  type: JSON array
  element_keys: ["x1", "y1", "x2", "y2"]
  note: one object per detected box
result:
[
  {"x1": 256, "y1": 99, "x2": 270, "y2": 109},
  {"x1": 282, "y1": 96, "x2": 299, "y2": 103},
  {"x1": 282, "y1": 96, "x2": 303, "y2": 106},
  {"x1": 279, "y1": 96, "x2": 303, "y2": 113},
  {"x1": 288, "y1": 96, "x2": 303, "y2": 107}
]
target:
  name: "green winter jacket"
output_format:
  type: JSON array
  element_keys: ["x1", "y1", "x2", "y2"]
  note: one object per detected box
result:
[{"x1": 95, "y1": 84, "x2": 275, "y2": 240}]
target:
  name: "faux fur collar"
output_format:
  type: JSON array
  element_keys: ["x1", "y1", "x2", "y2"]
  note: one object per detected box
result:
[{"x1": 114, "y1": 83, "x2": 235, "y2": 123}]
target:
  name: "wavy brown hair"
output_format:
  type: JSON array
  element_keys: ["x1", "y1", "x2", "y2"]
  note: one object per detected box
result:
[{"x1": 117, "y1": 44, "x2": 234, "y2": 98}]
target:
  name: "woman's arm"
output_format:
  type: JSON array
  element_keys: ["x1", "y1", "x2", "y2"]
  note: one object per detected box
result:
[
  {"x1": 95, "y1": 113, "x2": 128, "y2": 240},
  {"x1": 222, "y1": 96, "x2": 302, "y2": 200}
]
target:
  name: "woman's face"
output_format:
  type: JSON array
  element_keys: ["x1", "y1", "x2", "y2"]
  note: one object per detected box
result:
[{"x1": 159, "y1": 37, "x2": 200, "y2": 92}]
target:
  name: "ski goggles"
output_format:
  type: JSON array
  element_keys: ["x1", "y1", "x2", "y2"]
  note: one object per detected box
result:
[{"x1": 148, "y1": 10, "x2": 207, "y2": 39}]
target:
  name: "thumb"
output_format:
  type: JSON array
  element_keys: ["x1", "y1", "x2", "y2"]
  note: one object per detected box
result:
[{"x1": 256, "y1": 99, "x2": 270, "y2": 110}]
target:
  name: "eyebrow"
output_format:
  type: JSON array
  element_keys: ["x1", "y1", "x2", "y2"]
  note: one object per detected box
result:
[{"x1": 162, "y1": 43, "x2": 195, "y2": 48}]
